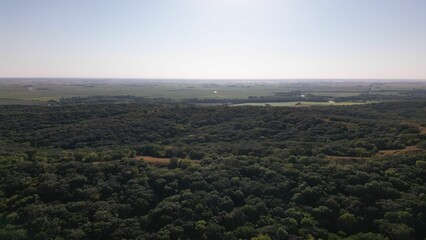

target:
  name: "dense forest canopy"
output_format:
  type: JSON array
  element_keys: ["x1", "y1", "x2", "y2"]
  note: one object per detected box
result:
[{"x1": 0, "y1": 101, "x2": 425, "y2": 239}]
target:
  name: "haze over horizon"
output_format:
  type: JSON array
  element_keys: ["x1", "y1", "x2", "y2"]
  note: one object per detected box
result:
[{"x1": 1, "y1": 0, "x2": 426, "y2": 80}]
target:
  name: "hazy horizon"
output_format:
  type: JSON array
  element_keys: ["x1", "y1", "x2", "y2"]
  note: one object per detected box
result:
[
  {"x1": 2, "y1": 77, "x2": 426, "y2": 84},
  {"x1": 1, "y1": 0, "x2": 426, "y2": 80}
]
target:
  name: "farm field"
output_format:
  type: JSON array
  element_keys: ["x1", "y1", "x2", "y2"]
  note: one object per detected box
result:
[
  {"x1": 1, "y1": 78, "x2": 426, "y2": 103},
  {"x1": 0, "y1": 98, "x2": 49, "y2": 105},
  {"x1": 231, "y1": 101, "x2": 375, "y2": 107}
]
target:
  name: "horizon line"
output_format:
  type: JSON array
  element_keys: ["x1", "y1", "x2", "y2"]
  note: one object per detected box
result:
[{"x1": 1, "y1": 77, "x2": 426, "y2": 81}]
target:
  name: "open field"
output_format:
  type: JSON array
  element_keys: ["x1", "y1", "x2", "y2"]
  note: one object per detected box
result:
[
  {"x1": 1, "y1": 79, "x2": 426, "y2": 103},
  {"x1": 0, "y1": 98, "x2": 49, "y2": 105},
  {"x1": 231, "y1": 101, "x2": 375, "y2": 107}
]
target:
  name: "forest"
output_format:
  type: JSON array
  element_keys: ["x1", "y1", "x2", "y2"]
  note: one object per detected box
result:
[{"x1": 0, "y1": 100, "x2": 425, "y2": 240}]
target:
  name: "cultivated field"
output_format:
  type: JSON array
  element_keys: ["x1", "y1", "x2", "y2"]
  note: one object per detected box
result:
[
  {"x1": 1, "y1": 79, "x2": 426, "y2": 103},
  {"x1": 231, "y1": 101, "x2": 375, "y2": 107}
]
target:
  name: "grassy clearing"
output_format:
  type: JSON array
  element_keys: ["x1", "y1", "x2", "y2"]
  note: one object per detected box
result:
[
  {"x1": 328, "y1": 145, "x2": 425, "y2": 163},
  {"x1": 134, "y1": 156, "x2": 171, "y2": 166},
  {"x1": 308, "y1": 91, "x2": 364, "y2": 97},
  {"x1": 402, "y1": 121, "x2": 426, "y2": 134},
  {"x1": 134, "y1": 156, "x2": 198, "y2": 167},
  {"x1": 376, "y1": 146, "x2": 422, "y2": 156}
]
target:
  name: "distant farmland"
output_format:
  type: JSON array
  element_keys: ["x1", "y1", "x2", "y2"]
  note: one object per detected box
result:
[
  {"x1": 0, "y1": 79, "x2": 425, "y2": 103},
  {"x1": 231, "y1": 101, "x2": 375, "y2": 107}
]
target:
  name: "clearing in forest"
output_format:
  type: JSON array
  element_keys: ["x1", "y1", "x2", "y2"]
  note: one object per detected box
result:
[
  {"x1": 134, "y1": 156, "x2": 198, "y2": 167},
  {"x1": 327, "y1": 145, "x2": 424, "y2": 163},
  {"x1": 402, "y1": 121, "x2": 426, "y2": 135},
  {"x1": 376, "y1": 145, "x2": 422, "y2": 156}
]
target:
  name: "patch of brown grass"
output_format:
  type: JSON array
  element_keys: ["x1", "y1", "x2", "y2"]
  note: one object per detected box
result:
[
  {"x1": 134, "y1": 156, "x2": 198, "y2": 167},
  {"x1": 376, "y1": 145, "x2": 422, "y2": 156},
  {"x1": 402, "y1": 121, "x2": 426, "y2": 134},
  {"x1": 134, "y1": 156, "x2": 171, "y2": 166}
]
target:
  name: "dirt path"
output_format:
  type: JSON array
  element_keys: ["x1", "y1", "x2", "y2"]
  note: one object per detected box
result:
[
  {"x1": 134, "y1": 156, "x2": 171, "y2": 166},
  {"x1": 134, "y1": 156, "x2": 198, "y2": 167},
  {"x1": 326, "y1": 121, "x2": 426, "y2": 162},
  {"x1": 376, "y1": 145, "x2": 422, "y2": 156},
  {"x1": 91, "y1": 156, "x2": 199, "y2": 166},
  {"x1": 326, "y1": 155, "x2": 367, "y2": 164},
  {"x1": 327, "y1": 145, "x2": 423, "y2": 163},
  {"x1": 402, "y1": 121, "x2": 426, "y2": 134}
]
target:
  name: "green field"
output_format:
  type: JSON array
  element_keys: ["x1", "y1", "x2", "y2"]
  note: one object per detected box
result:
[
  {"x1": 0, "y1": 79, "x2": 425, "y2": 103},
  {"x1": 231, "y1": 101, "x2": 375, "y2": 107},
  {"x1": 0, "y1": 82, "x2": 283, "y2": 101},
  {"x1": 0, "y1": 98, "x2": 49, "y2": 105}
]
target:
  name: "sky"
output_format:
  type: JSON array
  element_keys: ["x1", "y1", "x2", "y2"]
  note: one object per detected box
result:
[{"x1": 0, "y1": 0, "x2": 426, "y2": 79}]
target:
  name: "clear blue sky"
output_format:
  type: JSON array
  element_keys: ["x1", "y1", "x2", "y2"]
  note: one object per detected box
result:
[{"x1": 1, "y1": 0, "x2": 425, "y2": 79}]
